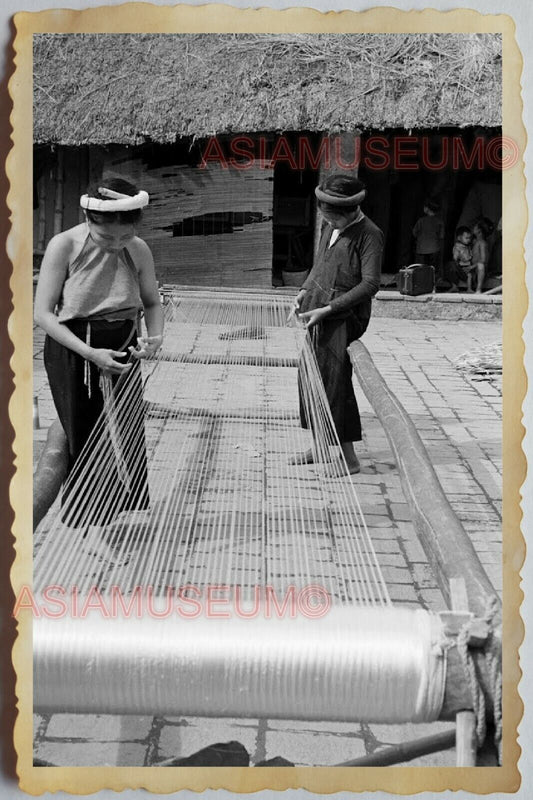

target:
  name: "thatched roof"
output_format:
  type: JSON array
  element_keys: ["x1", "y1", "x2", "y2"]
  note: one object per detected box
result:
[{"x1": 33, "y1": 33, "x2": 501, "y2": 145}]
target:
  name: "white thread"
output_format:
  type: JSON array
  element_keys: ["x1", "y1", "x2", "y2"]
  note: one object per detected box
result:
[
  {"x1": 35, "y1": 292, "x2": 388, "y2": 605},
  {"x1": 34, "y1": 291, "x2": 452, "y2": 725},
  {"x1": 34, "y1": 606, "x2": 446, "y2": 722}
]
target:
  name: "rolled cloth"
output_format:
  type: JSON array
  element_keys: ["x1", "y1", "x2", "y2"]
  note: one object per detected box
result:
[
  {"x1": 315, "y1": 185, "x2": 366, "y2": 207},
  {"x1": 80, "y1": 188, "x2": 149, "y2": 212}
]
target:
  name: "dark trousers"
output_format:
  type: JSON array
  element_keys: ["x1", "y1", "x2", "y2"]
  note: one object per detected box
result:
[
  {"x1": 298, "y1": 313, "x2": 365, "y2": 444},
  {"x1": 44, "y1": 319, "x2": 149, "y2": 527}
]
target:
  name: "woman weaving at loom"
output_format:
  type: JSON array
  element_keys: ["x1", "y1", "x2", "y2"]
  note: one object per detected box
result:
[
  {"x1": 290, "y1": 174, "x2": 383, "y2": 475},
  {"x1": 34, "y1": 177, "x2": 164, "y2": 527}
]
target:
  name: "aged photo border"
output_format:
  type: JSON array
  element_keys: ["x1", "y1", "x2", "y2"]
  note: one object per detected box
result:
[{"x1": 6, "y1": 4, "x2": 526, "y2": 794}]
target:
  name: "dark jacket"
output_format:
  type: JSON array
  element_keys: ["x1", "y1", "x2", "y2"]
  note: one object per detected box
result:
[{"x1": 300, "y1": 215, "x2": 383, "y2": 332}]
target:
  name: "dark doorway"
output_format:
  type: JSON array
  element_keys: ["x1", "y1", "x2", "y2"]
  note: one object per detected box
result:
[
  {"x1": 272, "y1": 133, "x2": 320, "y2": 287},
  {"x1": 359, "y1": 127, "x2": 502, "y2": 284}
]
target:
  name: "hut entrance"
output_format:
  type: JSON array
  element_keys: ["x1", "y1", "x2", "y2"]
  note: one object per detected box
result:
[
  {"x1": 272, "y1": 133, "x2": 319, "y2": 288},
  {"x1": 359, "y1": 127, "x2": 502, "y2": 286}
]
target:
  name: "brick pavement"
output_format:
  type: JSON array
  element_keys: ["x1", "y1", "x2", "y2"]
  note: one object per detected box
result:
[{"x1": 31, "y1": 312, "x2": 501, "y2": 767}]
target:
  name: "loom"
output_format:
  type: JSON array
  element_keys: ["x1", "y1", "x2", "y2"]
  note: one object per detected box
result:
[{"x1": 33, "y1": 289, "x2": 501, "y2": 766}]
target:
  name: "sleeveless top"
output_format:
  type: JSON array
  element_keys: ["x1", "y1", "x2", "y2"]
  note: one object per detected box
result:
[{"x1": 56, "y1": 229, "x2": 142, "y2": 322}]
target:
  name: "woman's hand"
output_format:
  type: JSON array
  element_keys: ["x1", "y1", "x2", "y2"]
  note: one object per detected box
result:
[
  {"x1": 298, "y1": 305, "x2": 331, "y2": 329},
  {"x1": 128, "y1": 334, "x2": 163, "y2": 360},
  {"x1": 88, "y1": 348, "x2": 133, "y2": 375},
  {"x1": 286, "y1": 289, "x2": 307, "y2": 323}
]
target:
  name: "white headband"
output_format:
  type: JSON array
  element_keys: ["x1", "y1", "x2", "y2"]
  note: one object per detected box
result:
[{"x1": 80, "y1": 187, "x2": 149, "y2": 212}]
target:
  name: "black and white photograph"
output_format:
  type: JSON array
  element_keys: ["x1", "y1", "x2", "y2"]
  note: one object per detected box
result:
[{"x1": 4, "y1": 4, "x2": 527, "y2": 795}]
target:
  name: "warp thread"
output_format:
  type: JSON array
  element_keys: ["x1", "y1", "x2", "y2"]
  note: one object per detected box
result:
[{"x1": 99, "y1": 372, "x2": 131, "y2": 493}]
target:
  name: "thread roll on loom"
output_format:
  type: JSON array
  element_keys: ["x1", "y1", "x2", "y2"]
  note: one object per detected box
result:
[
  {"x1": 33, "y1": 290, "x2": 492, "y2": 750},
  {"x1": 34, "y1": 607, "x2": 446, "y2": 721}
]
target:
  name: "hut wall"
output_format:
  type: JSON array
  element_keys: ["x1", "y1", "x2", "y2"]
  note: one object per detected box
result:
[
  {"x1": 103, "y1": 149, "x2": 274, "y2": 288},
  {"x1": 32, "y1": 163, "x2": 56, "y2": 253},
  {"x1": 62, "y1": 149, "x2": 89, "y2": 230},
  {"x1": 33, "y1": 148, "x2": 88, "y2": 254}
]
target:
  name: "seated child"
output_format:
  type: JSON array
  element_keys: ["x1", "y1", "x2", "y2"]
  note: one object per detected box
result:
[
  {"x1": 470, "y1": 217, "x2": 494, "y2": 293},
  {"x1": 446, "y1": 226, "x2": 473, "y2": 292}
]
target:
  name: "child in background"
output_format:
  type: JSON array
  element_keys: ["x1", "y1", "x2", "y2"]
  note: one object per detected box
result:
[
  {"x1": 412, "y1": 200, "x2": 444, "y2": 267},
  {"x1": 471, "y1": 217, "x2": 494, "y2": 293},
  {"x1": 448, "y1": 225, "x2": 474, "y2": 292},
  {"x1": 452, "y1": 225, "x2": 472, "y2": 291}
]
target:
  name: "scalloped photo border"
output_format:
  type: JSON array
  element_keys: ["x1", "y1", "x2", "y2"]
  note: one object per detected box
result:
[{"x1": 6, "y1": 4, "x2": 527, "y2": 794}]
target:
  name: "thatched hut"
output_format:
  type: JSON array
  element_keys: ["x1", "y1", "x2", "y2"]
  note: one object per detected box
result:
[{"x1": 33, "y1": 33, "x2": 502, "y2": 287}]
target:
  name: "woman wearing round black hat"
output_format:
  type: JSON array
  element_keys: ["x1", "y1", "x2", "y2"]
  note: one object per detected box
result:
[{"x1": 289, "y1": 173, "x2": 384, "y2": 475}]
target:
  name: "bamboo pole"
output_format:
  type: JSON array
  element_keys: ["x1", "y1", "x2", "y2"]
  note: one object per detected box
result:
[
  {"x1": 53, "y1": 149, "x2": 65, "y2": 236},
  {"x1": 348, "y1": 340, "x2": 501, "y2": 620},
  {"x1": 348, "y1": 339, "x2": 501, "y2": 725},
  {"x1": 451, "y1": 577, "x2": 477, "y2": 767},
  {"x1": 37, "y1": 175, "x2": 47, "y2": 252},
  {"x1": 335, "y1": 729, "x2": 456, "y2": 767},
  {"x1": 160, "y1": 351, "x2": 299, "y2": 368},
  {"x1": 456, "y1": 710, "x2": 477, "y2": 767},
  {"x1": 33, "y1": 419, "x2": 68, "y2": 532}
]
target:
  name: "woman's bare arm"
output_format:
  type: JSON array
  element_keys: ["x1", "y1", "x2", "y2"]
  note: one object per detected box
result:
[{"x1": 129, "y1": 238, "x2": 164, "y2": 358}]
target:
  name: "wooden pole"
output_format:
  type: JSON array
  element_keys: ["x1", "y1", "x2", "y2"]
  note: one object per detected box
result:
[
  {"x1": 37, "y1": 175, "x2": 47, "y2": 252},
  {"x1": 451, "y1": 578, "x2": 478, "y2": 766},
  {"x1": 348, "y1": 340, "x2": 500, "y2": 620},
  {"x1": 335, "y1": 729, "x2": 456, "y2": 767},
  {"x1": 348, "y1": 340, "x2": 501, "y2": 724},
  {"x1": 456, "y1": 711, "x2": 477, "y2": 767},
  {"x1": 53, "y1": 149, "x2": 65, "y2": 236},
  {"x1": 33, "y1": 419, "x2": 69, "y2": 531},
  {"x1": 160, "y1": 351, "x2": 298, "y2": 368}
]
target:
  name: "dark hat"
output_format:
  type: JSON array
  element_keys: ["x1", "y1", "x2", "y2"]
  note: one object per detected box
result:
[{"x1": 315, "y1": 174, "x2": 366, "y2": 207}]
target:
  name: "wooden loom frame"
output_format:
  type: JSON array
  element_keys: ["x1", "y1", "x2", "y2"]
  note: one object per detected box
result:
[
  {"x1": 348, "y1": 340, "x2": 502, "y2": 767},
  {"x1": 32, "y1": 289, "x2": 502, "y2": 767}
]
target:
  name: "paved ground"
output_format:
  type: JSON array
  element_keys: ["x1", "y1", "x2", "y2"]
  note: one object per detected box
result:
[{"x1": 31, "y1": 300, "x2": 501, "y2": 768}]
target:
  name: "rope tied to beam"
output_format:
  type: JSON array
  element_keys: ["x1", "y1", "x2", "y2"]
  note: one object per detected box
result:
[
  {"x1": 483, "y1": 596, "x2": 503, "y2": 761},
  {"x1": 457, "y1": 622, "x2": 487, "y2": 749},
  {"x1": 456, "y1": 596, "x2": 502, "y2": 759}
]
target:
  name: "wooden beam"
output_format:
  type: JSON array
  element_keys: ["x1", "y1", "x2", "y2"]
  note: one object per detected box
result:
[
  {"x1": 33, "y1": 419, "x2": 68, "y2": 531},
  {"x1": 37, "y1": 176, "x2": 47, "y2": 252},
  {"x1": 53, "y1": 149, "x2": 65, "y2": 236},
  {"x1": 348, "y1": 340, "x2": 501, "y2": 725},
  {"x1": 335, "y1": 729, "x2": 456, "y2": 767},
  {"x1": 456, "y1": 710, "x2": 477, "y2": 766},
  {"x1": 348, "y1": 340, "x2": 500, "y2": 621},
  {"x1": 451, "y1": 578, "x2": 477, "y2": 767},
  {"x1": 160, "y1": 351, "x2": 298, "y2": 369}
]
